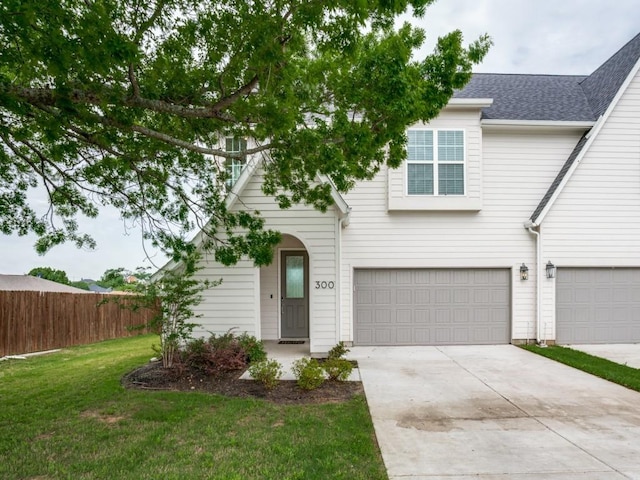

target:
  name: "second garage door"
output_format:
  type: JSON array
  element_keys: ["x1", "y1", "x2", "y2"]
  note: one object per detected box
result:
[
  {"x1": 354, "y1": 269, "x2": 511, "y2": 346},
  {"x1": 556, "y1": 268, "x2": 640, "y2": 344}
]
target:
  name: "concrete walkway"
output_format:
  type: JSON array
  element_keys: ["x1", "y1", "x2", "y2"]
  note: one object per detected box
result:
[{"x1": 350, "y1": 345, "x2": 640, "y2": 479}]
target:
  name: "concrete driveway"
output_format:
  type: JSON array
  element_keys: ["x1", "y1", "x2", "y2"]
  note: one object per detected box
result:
[{"x1": 350, "y1": 345, "x2": 640, "y2": 479}]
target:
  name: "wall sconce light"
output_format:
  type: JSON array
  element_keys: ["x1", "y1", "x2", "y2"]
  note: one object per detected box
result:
[
  {"x1": 519, "y1": 263, "x2": 529, "y2": 281},
  {"x1": 546, "y1": 261, "x2": 556, "y2": 279}
]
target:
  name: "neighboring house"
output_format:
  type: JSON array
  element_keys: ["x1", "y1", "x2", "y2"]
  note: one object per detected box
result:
[
  {"x1": 165, "y1": 33, "x2": 640, "y2": 354},
  {"x1": 80, "y1": 279, "x2": 113, "y2": 293},
  {"x1": 0, "y1": 274, "x2": 91, "y2": 293}
]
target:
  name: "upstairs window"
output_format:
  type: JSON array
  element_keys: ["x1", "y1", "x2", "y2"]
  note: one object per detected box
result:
[
  {"x1": 407, "y1": 129, "x2": 465, "y2": 196},
  {"x1": 225, "y1": 137, "x2": 247, "y2": 187}
]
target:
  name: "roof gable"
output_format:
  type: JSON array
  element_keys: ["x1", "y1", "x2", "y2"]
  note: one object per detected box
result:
[
  {"x1": 529, "y1": 33, "x2": 640, "y2": 225},
  {"x1": 580, "y1": 32, "x2": 640, "y2": 118}
]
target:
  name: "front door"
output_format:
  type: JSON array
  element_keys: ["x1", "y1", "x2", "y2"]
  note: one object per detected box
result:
[{"x1": 281, "y1": 251, "x2": 309, "y2": 338}]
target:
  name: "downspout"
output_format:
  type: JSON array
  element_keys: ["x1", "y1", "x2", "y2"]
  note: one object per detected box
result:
[
  {"x1": 335, "y1": 210, "x2": 351, "y2": 346},
  {"x1": 525, "y1": 221, "x2": 542, "y2": 344}
]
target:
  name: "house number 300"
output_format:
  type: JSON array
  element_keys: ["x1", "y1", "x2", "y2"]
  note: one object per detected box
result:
[{"x1": 315, "y1": 281, "x2": 335, "y2": 289}]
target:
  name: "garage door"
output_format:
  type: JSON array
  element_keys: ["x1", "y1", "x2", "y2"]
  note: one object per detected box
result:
[
  {"x1": 556, "y1": 268, "x2": 640, "y2": 344},
  {"x1": 354, "y1": 269, "x2": 511, "y2": 346}
]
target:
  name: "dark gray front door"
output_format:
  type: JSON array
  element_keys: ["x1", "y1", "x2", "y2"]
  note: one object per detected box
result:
[{"x1": 281, "y1": 251, "x2": 309, "y2": 338}]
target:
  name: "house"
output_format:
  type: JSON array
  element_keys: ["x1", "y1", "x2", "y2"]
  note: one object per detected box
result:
[
  {"x1": 171, "y1": 32, "x2": 640, "y2": 354},
  {"x1": 0, "y1": 274, "x2": 91, "y2": 293},
  {"x1": 81, "y1": 279, "x2": 113, "y2": 293}
]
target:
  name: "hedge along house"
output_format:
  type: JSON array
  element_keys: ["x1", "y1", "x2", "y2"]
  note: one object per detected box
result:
[{"x1": 165, "y1": 32, "x2": 640, "y2": 355}]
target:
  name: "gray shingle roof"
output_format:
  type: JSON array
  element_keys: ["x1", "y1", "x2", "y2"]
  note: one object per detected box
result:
[
  {"x1": 580, "y1": 32, "x2": 640, "y2": 118},
  {"x1": 454, "y1": 74, "x2": 593, "y2": 121},
  {"x1": 454, "y1": 32, "x2": 640, "y2": 123}
]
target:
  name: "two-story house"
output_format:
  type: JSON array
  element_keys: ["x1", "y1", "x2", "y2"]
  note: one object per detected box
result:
[{"x1": 174, "y1": 32, "x2": 640, "y2": 354}]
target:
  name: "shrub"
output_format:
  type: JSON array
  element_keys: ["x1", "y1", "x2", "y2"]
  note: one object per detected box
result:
[
  {"x1": 249, "y1": 359, "x2": 283, "y2": 390},
  {"x1": 207, "y1": 330, "x2": 237, "y2": 351},
  {"x1": 328, "y1": 341, "x2": 350, "y2": 360},
  {"x1": 179, "y1": 331, "x2": 247, "y2": 375},
  {"x1": 322, "y1": 357, "x2": 353, "y2": 381},
  {"x1": 237, "y1": 333, "x2": 267, "y2": 363},
  {"x1": 291, "y1": 358, "x2": 325, "y2": 390}
]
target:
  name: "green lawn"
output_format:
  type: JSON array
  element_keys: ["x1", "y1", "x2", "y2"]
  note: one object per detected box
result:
[
  {"x1": 522, "y1": 344, "x2": 640, "y2": 392},
  {"x1": 0, "y1": 335, "x2": 387, "y2": 480}
]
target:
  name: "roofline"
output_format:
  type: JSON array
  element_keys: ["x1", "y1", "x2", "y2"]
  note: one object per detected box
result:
[
  {"x1": 152, "y1": 160, "x2": 352, "y2": 279},
  {"x1": 446, "y1": 98, "x2": 494, "y2": 108},
  {"x1": 481, "y1": 119, "x2": 595, "y2": 129},
  {"x1": 531, "y1": 55, "x2": 640, "y2": 225}
]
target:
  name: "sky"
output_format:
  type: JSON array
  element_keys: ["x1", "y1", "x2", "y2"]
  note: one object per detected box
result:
[{"x1": 1, "y1": 0, "x2": 640, "y2": 281}]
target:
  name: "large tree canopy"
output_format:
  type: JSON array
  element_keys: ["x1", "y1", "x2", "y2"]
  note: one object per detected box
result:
[{"x1": 0, "y1": 0, "x2": 490, "y2": 267}]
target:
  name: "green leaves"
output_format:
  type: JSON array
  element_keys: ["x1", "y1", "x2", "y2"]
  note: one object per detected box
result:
[{"x1": 0, "y1": 0, "x2": 490, "y2": 266}]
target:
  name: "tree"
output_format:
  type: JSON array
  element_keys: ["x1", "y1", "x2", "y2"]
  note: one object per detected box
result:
[
  {"x1": 0, "y1": 1, "x2": 490, "y2": 265},
  {"x1": 28, "y1": 266, "x2": 70, "y2": 285},
  {"x1": 98, "y1": 267, "x2": 128, "y2": 289}
]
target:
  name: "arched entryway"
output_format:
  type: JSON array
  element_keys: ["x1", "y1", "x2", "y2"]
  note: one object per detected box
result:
[{"x1": 259, "y1": 234, "x2": 310, "y2": 340}]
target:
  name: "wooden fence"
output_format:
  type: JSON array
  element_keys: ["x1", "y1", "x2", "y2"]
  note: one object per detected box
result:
[{"x1": 0, "y1": 290, "x2": 158, "y2": 357}]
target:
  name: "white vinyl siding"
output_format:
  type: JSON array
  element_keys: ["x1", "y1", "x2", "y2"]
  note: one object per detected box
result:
[
  {"x1": 540, "y1": 69, "x2": 640, "y2": 342},
  {"x1": 196, "y1": 166, "x2": 340, "y2": 354},
  {"x1": 407, "y1": 129, "x2": 465, "y2": 196},
  {"x1": 344, "y1": 111, "x2": 587, "y2": 344}
]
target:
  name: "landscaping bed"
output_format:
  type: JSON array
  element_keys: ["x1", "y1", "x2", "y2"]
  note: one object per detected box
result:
[{"x1": 122, "y1": 360, "x2": 364, "y2": 404}]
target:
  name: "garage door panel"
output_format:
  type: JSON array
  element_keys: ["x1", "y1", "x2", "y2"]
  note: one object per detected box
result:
[
  {"x1": 396, "y1": 328, "x2": 413, "y2": 344},
  {"x1": 375, "y1": 309, "x2": 390, "y2": 323},
  {"x1": 354, "y1": 268, "x2": 510, "y2": 346},
  {"x1": 396, "y1": 289, "x2": 412, "y2": 304},
  {"x1": 415, "y1": 290, "x2": 430, "y2": 304},
  {"x1": 415, "y1": 310, "x2": 430, "y2": 323},
  {"x1": 356, "y1": 289, "x2": 373, "y2": 305},
  {"x1": 414, "y1": 329, "x2": 431, "y2": 343},
  {"x1": 556, "y1": 267, "x2": 640, "y2": 344}
]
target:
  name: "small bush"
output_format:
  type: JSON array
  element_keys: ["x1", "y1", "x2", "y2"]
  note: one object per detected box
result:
[
  {"x1": 328, "y1": 341, "x2": 350, "y2": 360},
  {"x1": 237, "y1": 333, "x2": 267, "y2": 363},
  {"x1": 178, "y1": 331, "x2": 247, "y2": 375},
  {"x1": 291, "y1": 358, "x2": 325, "y2": 390},
  {"x1": 249, "y1": 359, "x2": 283, "y2": 390},
  {"x1": 322, "y1": 357, "x2": 353, "y2": 381},
  {"x1": 207, "y1": 330, "x2": 237, "y2": 350}
]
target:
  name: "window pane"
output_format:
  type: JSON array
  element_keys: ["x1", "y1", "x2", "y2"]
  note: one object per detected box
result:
[
  {"x1": 408, "y1": 164, "x2": 433, "y2": 195},
  {"x1": 408, "y1": 130, "x2": 433, "y2": 162},
  {"x1": 438, "y1": 130, "x2": 464, "y2": 162},
  {"x1": 286, "y1": 256, "x2": 304, "y2": 298},
  {"x1": 225, "y1": 137, "x2": 247, "y2": 152},
  {"x1": 225, "y1": 137, "x2": 247, "y2": 186},
  {"x1": 438, "y1": 164, "x2": 464, "y2": 195}
]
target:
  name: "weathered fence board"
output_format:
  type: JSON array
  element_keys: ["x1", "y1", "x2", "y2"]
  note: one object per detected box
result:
[{"x1": 0, "y1": 291, "x2": 157, "y2": 356}]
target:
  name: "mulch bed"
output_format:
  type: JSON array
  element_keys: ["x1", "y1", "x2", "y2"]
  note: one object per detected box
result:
[{"x1": 122, "y1": 361, "x2": 364, "y2": 405}]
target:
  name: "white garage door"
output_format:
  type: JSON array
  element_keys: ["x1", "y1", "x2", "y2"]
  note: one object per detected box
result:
[
  {"x1": 354, "y1": 269, "x2": 511, "y2": 346},
  {"x1": 556, "y1": 268, "x2": 640, "y2": 344}
]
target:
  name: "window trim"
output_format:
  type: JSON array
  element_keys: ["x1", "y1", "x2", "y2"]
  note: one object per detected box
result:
[
  {"x1": 225, "y1": 137, "x2": 247, "y2": 187},
  {"x1": 406, "y1": 128, "x2": 466, "y2": 196}
]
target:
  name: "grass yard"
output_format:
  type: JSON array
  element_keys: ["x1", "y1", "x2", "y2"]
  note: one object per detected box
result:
[
  {"x1": 522, "y1": 344, "x2": 640, "y2": 392},
  {"x1": 0, "y1": 335, "x2": 387, "y2": 480}
]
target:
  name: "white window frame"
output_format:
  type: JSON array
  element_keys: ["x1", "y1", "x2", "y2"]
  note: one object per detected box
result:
[
  {"x1": 225, "y1": 137, "x2": 247, "y2": 186},
  {"x1": 406, "y1": 128, "x2": 466, "y2": 196}
]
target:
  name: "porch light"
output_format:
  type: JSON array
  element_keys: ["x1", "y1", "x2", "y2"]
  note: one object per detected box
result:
[
  {"x1": 546, "y1": 261, "x2": 556, "y2": 279},
  {"x1": 519, "y1": 263, "x2": 529, "y2": 281}
]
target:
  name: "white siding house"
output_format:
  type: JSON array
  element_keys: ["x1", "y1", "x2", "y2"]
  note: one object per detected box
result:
[{"x1": 181, "y1": 32, "x2": 640, "y2": 353}]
